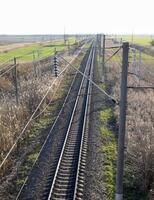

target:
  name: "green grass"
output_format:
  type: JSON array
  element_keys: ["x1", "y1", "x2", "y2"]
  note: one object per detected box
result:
[
  {"x1": 133, "y1": 51, "x2": 154, "y2": 62},
  {"x1": 119, "y1": 35, "x2": 154, "y2": 46},
  {"x1": 107, "y1": 46, "x2": 154, "y2": 64},
  {"x1": 100, "y1": 107, "x2": 117, "y2": 200},
  {"x1": 97, "y1": 52, "x2": 117, "y2": 199},
  {"x1": 100, "y1": 108, "x2": 112, "y2": 123},
  {"x1": 0, "y1": 37, "x2": 76, "y2": 64},
  {"x1": 128, "y1": 48, "x2": 154, "y2": 66}
]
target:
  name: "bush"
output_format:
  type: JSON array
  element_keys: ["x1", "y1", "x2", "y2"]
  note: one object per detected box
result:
[
  {"x1": 0, "y1": 78, "x2": 12, "y2": 92},
  {"x1": 150, "y1": 40, "x2": 154, "y2": 46}
]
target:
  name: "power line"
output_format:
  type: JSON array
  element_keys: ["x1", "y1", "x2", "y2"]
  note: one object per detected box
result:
[
  {"x1": 0, "y1": 63, "x2": 13, "y2": 73},
  {"x1": 60, "y1": 56, "x2": 118, "y2": 104},
  {"x1": 0, "y1": 65, "x2": 15, "y2": 77},
  {"x1": 0, "y1": 59, "x2": 71, "y2": 169},
  {"x1": 0, "y1": 44, "x2": 86, "y2": 170},
  {"x1": 106, "y1": 48, "x2": 122, "y2": 63},
  {"x1": 0, "y1": 59, "x2": 13, "y2": 68},
  {"x1": 128, "y1": 71, "x2": 154, "y2": 85},
  {"x1": 105, "y1": 45, "x2": 122, "y2": 49},
  {"x1": 104, "y1": 47, "x2": 122, "y2": 65},
  {"x1": 32, "y1": 63, "x2": 69, "y2": 120},
  {"x1": 15, "y1": 57, "x2": 79, "y2": 200}
]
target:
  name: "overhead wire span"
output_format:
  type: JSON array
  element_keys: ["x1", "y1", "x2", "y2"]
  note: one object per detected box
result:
[
  {"x1": 0, "y1": 45, "x2": 85, "y2": 170},
  {"x1": 0, "y1": 63, "x2": 14, "y2": 73},
  {"x1": 0, "y1": 61, "x2": 69, "y2": 169},
  {"x1": 0, "y1": 64, "x2": 15, "y2": 77},
  {"x1": 105, "y1": 50, "x2": 121, "y2": 64},
  {"x1": 0, "y1": 58, "x2": 13, "y2": 67},
  {"x1": 60, "y1": 56, "x2": 118, "y2": 104},
  {"x1": 128, "y1": 71, "x2": 154, "y2": 85},
  {"x1": 105, "y1": 45, "x2": 122, "y2": 49},
  {"x1": 32, "y1": 75, "x2": 62, "y2": 120},
  {"x1": 104, "y1": 47, "x2": 122, "y2": 65},
  {"x1": 32, "y1": 46, "x2": 88, "y2": 120}
]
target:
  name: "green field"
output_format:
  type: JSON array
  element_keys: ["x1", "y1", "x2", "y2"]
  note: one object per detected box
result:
[
  {"x1": 0, "y1": 38, "x2": 76, "y2": 64},
  {"x1": 109, "y1": 47, "x2": 154, "y2": 65},
  {"x1": 119, "y1": 35, "x2": 154, "y2": 46}
]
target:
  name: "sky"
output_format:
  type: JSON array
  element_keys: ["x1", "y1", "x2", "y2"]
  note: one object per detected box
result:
[{"x1": 0, "y1": 0, "x2": 154, "y2": 35}]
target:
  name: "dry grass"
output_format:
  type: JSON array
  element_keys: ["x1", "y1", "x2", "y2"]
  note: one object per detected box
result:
[
  {"x1": 0, "y1": 49, "x2": 77, "y2": 172},
  {"x1": 0, "y1": 42, "x2": 87, "y2": 200},
  {"x1": 106, "y1": 43, "x2": 154, "y2": 197},
  {"x1": 0, "y1": 78, "x2": 12, "y2": 92}
]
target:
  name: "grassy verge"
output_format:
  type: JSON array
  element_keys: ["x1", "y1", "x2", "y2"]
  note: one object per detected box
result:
[
  {"x1": 96, "y1": 49, "x2": 117, "y2": 199},
  {"x1": 100, "y1": 104, "x2": 117, "y2": 199},
  {"x1": 98, "y1": 83, "x2": 117, "y2": 200}
]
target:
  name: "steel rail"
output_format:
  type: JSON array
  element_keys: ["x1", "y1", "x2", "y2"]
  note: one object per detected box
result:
[
  {"x1": 73, "y1": 44, "x2": 95, "y2": 200},
  {"x1": 47, "y1": 44, "x2": 95, "y2": 200}
]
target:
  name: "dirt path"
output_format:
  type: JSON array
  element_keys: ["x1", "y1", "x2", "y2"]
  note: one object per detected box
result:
[
  {"x1": 0, "y1": 42, "x2": 36, "y2": 53},
  {"x1": 0, "y1": 40, "x2": 52, "y2": 53}
]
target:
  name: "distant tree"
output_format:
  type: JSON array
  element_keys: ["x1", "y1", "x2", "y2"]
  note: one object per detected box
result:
[{"x1": 150, "y1": 40, "x2": 154, "y2": 46}]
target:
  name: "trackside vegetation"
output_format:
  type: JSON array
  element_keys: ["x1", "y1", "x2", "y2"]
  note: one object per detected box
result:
[
  {"x1": 98, "y1": 82, "x2": 117, "y2": 200},
  {"x1": 100, "y1": 108, "x2": 117, "y2": 199}
]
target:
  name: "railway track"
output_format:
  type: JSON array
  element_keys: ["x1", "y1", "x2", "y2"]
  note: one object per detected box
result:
[
  {"x1": 46, "y1": 43, "x2": 95, "y2": 200},
  {"x1": 17, "y1": 42, "x2": 96, "y2": 200}
]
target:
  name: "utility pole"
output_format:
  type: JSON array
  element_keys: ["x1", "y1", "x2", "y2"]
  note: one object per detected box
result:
[
  {"x1": 139, "y1": 50, "x2": 142, "y2": 69},
  {"x1": 102, "y1": 34, "x2": 105, "y2": 82},
  {"x1": 133, "y1": 49, "x2": 136, "y2": 66},
  {"x1": 68, "y1": 40, "x2": 70, "y2": 56},
  {"x1": 37, "y1": 50, "x2": 40, "y2": 58},
  {"x1": 96, "y1": 34, "x2": 100, "y2": 68},
  {"x1": 138, "y1": 50, "x2": 142, "y2": 84},
  {"x1": 64, "y1": 27, "x2": 66, "y2": 45},
  {"x1": 99, "y1": 34, "x2": 102, "y2": 57},
  {"x1": 133, "y1": 49, "x2": 137, "y2": 79},
  {"x1": 115, "y1": 42, "x2": 129, "y2": 200},
  {"x1": 131, "y1": 32, "x2": 134, "y2": 43},
  {"x1": 13, "y1": 57, "x2": 19, "y2": 105},
  {"x1": 33, "y1": 51, "x2": 35, "y2": 60}
]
